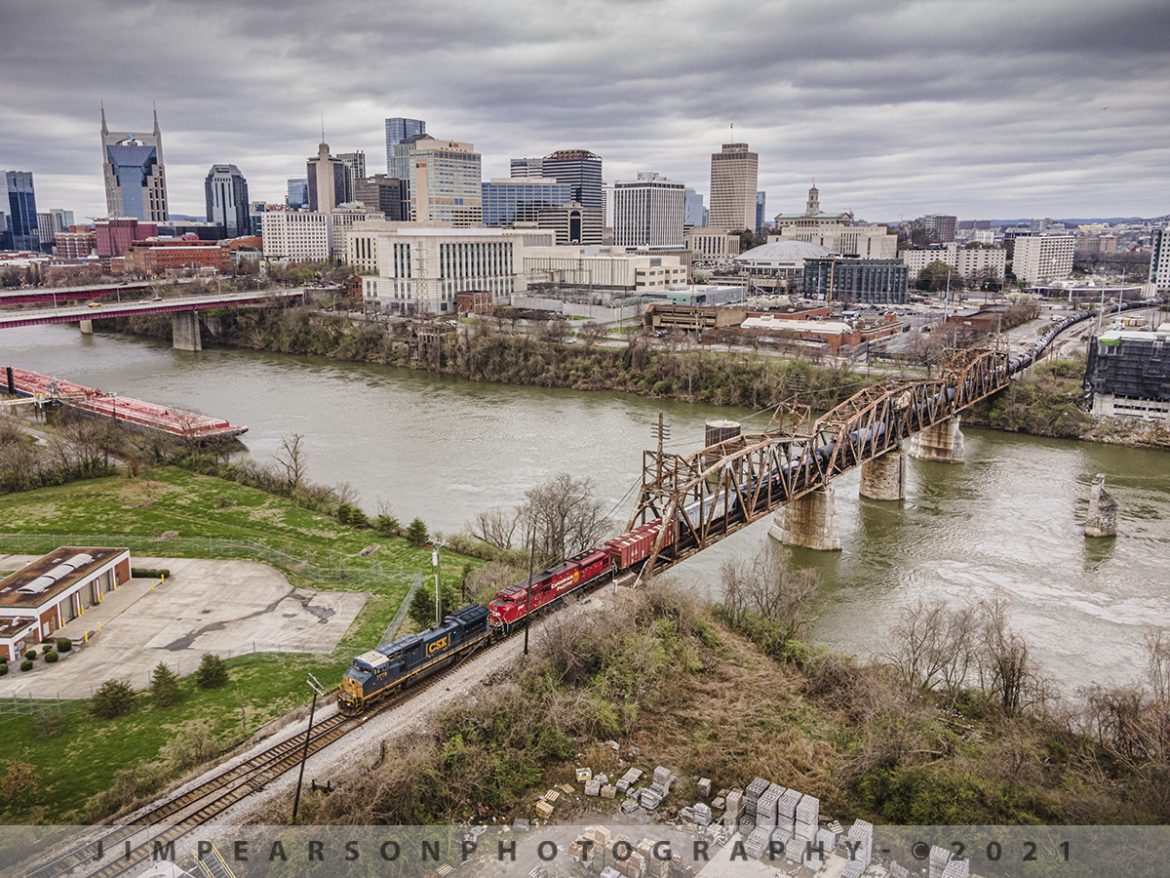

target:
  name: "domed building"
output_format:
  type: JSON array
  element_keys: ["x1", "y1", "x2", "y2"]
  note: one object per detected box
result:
[{"x1": 732, "y1": 239, "x2": 831, "y2": 291}]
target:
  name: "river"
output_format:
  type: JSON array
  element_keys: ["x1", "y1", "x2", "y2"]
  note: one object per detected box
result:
[{"x1": 3, "y1": 323, "x2": 1168, "y2": 691}]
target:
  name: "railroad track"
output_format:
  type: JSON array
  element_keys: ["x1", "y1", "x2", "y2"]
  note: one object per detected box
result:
[{"x1": 19, "y1": 636, "x2": 513, "y2": 878}]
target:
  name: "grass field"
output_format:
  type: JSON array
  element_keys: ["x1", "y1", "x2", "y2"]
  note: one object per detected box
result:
[{"x1": 0, "y1": 467, "x2": 478, "y2": 822}]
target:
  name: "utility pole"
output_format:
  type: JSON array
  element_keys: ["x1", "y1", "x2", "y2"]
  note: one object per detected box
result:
[
  {"x1": 432, "y1": 543, "x2": 441, "y2": 626},
  {"x1": 523, "y1": 517, "x2": 536, "y2": 656},
  {"x1": 291, "y1": 672, "x2": 325, "y2": 824}
]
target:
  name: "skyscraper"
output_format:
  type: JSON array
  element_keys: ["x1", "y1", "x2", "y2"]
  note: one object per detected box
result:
[
  {"x1": 204, "y1": 164, "x2": 251, "y2": 237},
  {"x1": 756, "y1": 191, "x2": 767, "y2": 232},
  {"x1": 354, "y1": 175, "x2": 408, "y2": 221},
  {"x1": 101, "y1": 106, "x2": 169, "y2": 221},
  {"x1": 1151, "y1": 226, "x2": 1170, "y2": 294},
  {"x1": 286, "y1": 178, "x2": 309, "y2": 210},
  {"x1": 540, "y1": 150, "x2": 604, "y2": 244},
  {"x1": 337, "y1": 151, "x2": 366, "y2": 203},
  {"x1": 684, "y1": 188, "x2": 707, "y2": 227},
  {"x1": 385, "y1": 117, "x2": 426, "y2": 176},
  {"x1": 306, "y1": 142, "x2": 347, "y2": 213},
  {"x1": 613, "y1": 172, "x2": 685, "y2": 250},
  {"x1": 3, "y1": 171, "x2": 39, "y2": 251},
  {"x1": 400, "y1": 134, "x2": 483, "y2": 225},
  {"x1": 510, "y1": 157, "x2": 545, "y2": 178},
  {"x1": 708, "y1": 142, "x2": 758, "y2": 233}
]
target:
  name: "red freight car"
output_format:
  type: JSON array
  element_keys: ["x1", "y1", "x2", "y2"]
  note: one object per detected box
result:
[
  {"x1": 487, "y1": 548, "x2": 612, "y2": 629},
  {"x1": 602, "y1": 519, "x2": 675, "y2": 570}
]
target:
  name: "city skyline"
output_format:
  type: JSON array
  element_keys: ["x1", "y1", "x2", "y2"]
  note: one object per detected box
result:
[{"x1": 1, "y1": 0, "x2": 1168, "y2": 222}]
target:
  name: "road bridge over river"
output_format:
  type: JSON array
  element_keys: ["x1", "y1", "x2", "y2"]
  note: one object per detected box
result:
[{"x1": 0, "y1": 289, "x2": 305, "y2": 350}]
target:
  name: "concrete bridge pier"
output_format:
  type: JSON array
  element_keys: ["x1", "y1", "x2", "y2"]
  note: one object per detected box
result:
[
  {"x1": 860, "y1": 445, "x2": 906, "y2": 501},
  {"x1": 78, "y1": 319, "x2": 94, "y2": 335},
  {"x1": 171, "y1": 311, "x2": 202, "y2": 352},
  {"x1": 908, "y1": 416, "x2": 964, "y2": 463},
  {"x1": 769, "y1": 485, "x2": 842, "y2": 551}
]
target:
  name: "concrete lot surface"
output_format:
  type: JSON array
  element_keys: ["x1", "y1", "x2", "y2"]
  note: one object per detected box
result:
[{"x1": 0, "y1": 555, "x2": 367, "y2": 699}]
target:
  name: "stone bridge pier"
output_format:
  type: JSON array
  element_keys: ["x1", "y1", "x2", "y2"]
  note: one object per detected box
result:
[
  {"x1": 860, "y1": 444, "x2": 906, "y2": 501},
  {"x1": 769, "y1": 485, "x2": 842, "y2": 551},
  {"x1": 78, "y1": 319, "x2": 94, "y2": 336},
  {"x1": 908, "y1": 416, "x2": 964, "y2": 463},
  {"x1": 171, "y1": 311, "x2": 203, "y2": 351}
]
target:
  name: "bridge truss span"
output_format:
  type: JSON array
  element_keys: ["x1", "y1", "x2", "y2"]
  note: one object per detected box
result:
[{"x1": 627, "y1": 346, "x2": 1014, "y2": 578}]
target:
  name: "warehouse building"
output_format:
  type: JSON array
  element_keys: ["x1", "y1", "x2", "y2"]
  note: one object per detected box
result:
[
  {"x1": 1086, "y1": 325, "x2": 1170, "y2": 423},
  {"x1": 0, "y1": 547, "x2": 130, "y2": 658}
]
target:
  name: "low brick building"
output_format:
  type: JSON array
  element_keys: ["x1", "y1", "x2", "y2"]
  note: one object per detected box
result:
[{"x1": 0, "y1": 547, "x2": 130, "y2": 658}]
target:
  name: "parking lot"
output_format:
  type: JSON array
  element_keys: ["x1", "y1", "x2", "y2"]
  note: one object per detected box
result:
[{"x1": 0, "y1": 555, "x2": 368, "y2": 699}]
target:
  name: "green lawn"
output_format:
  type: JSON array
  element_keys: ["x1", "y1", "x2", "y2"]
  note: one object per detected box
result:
[{"x1": 0, "y1": 467, "x2": 479, "y2": 822}]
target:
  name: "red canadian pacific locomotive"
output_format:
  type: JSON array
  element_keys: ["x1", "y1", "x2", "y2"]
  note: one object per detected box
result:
[{"x1": 486, "y1": 518, "x2": 675, "y2": 631}]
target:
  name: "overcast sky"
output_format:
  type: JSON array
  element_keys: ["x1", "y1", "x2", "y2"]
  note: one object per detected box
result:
[{"x1": 2, "y1": 0, "x2": 1168, "y2": 223}]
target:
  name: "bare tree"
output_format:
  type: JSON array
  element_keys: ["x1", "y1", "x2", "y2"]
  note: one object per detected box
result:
[
  {"x1": 520, "y1": 473, "x2": 609, "y2": 565},
  {"x1": 974, "y1": 595, "x2": 1035, "y2": 718},
  {"x1": 720, "y1": 542, "x2": 818, "y2": 642},
  {"x1": 470, "y1": 508, "x2": 520, "y2": 550},
  {"x1": 886, "y1": 599, "x2": 976, "y2": 702},
  {"x1": 276, "y1": 433, "x2": 307, "y2": 490}
]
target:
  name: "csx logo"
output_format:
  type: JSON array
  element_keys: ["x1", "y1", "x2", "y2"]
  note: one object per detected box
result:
[{"x1": 427, "y1": 636, "x2": 450, "y2": 656}]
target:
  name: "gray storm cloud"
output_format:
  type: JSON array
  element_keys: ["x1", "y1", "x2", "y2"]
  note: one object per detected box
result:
[{"x1": 1, "y1": 0, "x2": 1167, "y2": 220}]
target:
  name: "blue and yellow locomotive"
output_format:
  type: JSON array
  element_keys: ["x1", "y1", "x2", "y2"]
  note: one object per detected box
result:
[{"x1": 338, "y1": 604, "x2": 491, "y2": 713}]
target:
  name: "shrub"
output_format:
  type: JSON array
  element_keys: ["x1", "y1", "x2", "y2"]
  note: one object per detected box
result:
[
  {"x1": 131, "y1": 568, "x2": 171, "y2": 580},
  {"x1": 151, "y1": 662, "x2": 182, "y2": 707},
  {"x1": 337, "y1": 503, "x2": 370, "y2": 528},
  {"x1": 24, "y1": 649, "x2": 36, "y2": 660},
  {"x1": 373, "y1": 514, "x2": 401, "y2": 537},
  {"x1": 20, "y1": 659, "x2": 34, "y2": 672},
  {"x1": 92, "y1": 679, "x2": 135, "y2": 718},
  {"x1": 405, "y1": 517, "x2": 430, "y2": 548},
  {"x1": 0, "y1": 664, "x2": 8, "y2": 676},
  {"x1": 44, "y1": 650, "x2": 59, "y2": 663},
  {"x1": 56, "y1": 638, "x2": 72, "y2": 653},
  {"x1": 197, "y1": 653, "x2": 228, "y2": 689}
]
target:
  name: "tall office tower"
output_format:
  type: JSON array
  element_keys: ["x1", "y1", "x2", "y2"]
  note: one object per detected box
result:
[
  {"x1": 1148, "y1": 226, "x2": 1170, "y2": 293},
  {"x1": 541, "y1": 149, "x2": 604, "y2": 244},
  {"x1": 756, "y1": 191, "x2": 767, "y2": 231},
  {"x1": 400, "y1": 134, "x2": 483, "y2": 225},
  {"x1": 0, "y1": 209, "x2": 8, "y2": 250},
  {"x1": 684, "y1": 188, "x2": 707, "y2": 227},
  {"x1": 510, "y1": 157, "x2": 545, "y2": 178},
  {"x1": 306, "y1": 141, "x2": 347, "y2": 213},
  {"x1": 3, "y1": 171, "x2": 39, "y2": 251},
  {"x1": 37, "y1": 212, "x2": 54, "y2": 250},
  {"x1": 613, "y1": 172, "x2": 686, "y2": 250},
  {"x1": 101, "y1": 106, "x2": 169, "y2": 221},
  {"x1": 337, "y1": 151, "x2": 366, "y2": 203},
  {"x1": 286, "y1": 178, "x2": 309, "y2": 209},
  {"x1": 204, "y1": 164, "x2": 251, "y2": 237},
  {"x1": 481, "y1": 178, "x2": 571, "y2": 226},
  {"x1": 708, "y1": 142, "x2": 758, "y2": 233},
  {"x1": 922, "y1": 214, "x2": 958, "y2": 243},
  {"x1": 50, "y1": 208, "x2": 74, "y2": 232},
  {"x1": 385, "y1": 117, "x2": 426, "y2": 176},
  {"x1": 354, "y1": 175, "x2": 408, "y2": 220}
]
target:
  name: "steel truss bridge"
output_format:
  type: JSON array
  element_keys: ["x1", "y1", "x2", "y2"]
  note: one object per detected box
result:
[{"x1": 624, "y1": 344, "x2": 1023, "y2": 578}]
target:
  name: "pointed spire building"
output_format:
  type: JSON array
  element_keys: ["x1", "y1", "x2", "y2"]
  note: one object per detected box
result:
[{"x1": 101, "y1": 106, "x2": 169, "y2": 221}]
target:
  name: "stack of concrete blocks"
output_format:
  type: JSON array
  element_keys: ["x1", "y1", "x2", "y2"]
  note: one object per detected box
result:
[
  {"x1": 815, "y1": 828, "x2": 838, "y2": 857},
  {"x1": 585, "y1": 779, "x2": 602, "y2": 797},
  {"x1": 743, "y1": 827, "x2": 771, "y2": 859},
  {"x1": 576, "y1": 767, "x2": 593, "y2": 783},
  {"x1": 723, "y1": 789, "x2": 745, "y2": 830},
  {"x1": 928, "y1": 845, "x2": 951, "y2": 878},
  {"x1": 651, "y1": 766, "x2": 674, "y2": 797},
  {"x1": 890, "y1": 864, "x2": 910, "y2": 878},
  {"x1": 697, "y1": 778, "x2": 712, "y2": 797},
  {"x1": 794, "y1": 794, "x2": 819, "y2": 846},
  {"x1": 930, "y1": 846, "x2": 969, "y2": 878},
  {"x1": 628, "y1": 851, "x2": 647, "y2": 878},
  {"x1": 776, "y1": 788, "x2": 801, "y2": 838},
  {"x1": 639, "y1": 788, "x2": 662, "y2": 810},
  {"x1": 595, "y1": 825, "x2": 611, "y2": 852},
  {"x1": 616, "y1": 767, "x2": 642, "y2": 797},
  {"x1": 596, "y1": 773, "x2": 609, "y2": 786},
  {"x1": 841, "y1": 819, "x2": 873, "y2": 878},
  {"x1": 693, "y1": 803, "x2": 712, "y2": 827},
  {"x1": 743, "y1": 777, "x2": 769, "y2": 833}
]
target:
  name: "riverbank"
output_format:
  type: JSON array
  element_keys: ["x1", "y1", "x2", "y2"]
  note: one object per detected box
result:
[{"x1": 106, "y1": 306, "x2": 1170, "y2": 449}]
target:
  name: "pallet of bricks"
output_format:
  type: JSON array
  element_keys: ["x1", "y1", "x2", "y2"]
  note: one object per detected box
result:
[{"x1": 740, "y1": 777, "x2": 769, "y2": 858}]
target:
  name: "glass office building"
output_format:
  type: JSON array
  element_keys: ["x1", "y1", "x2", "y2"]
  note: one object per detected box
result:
[
  {"x1": 481, "y1": 178, "x2": 571, "y2": 226},
  {"x1": 385, "y1": 117, "x2": 426, "y2": 177},
  {"x1": 3, "y1": 171, "x2": 39, "y2": 251}
]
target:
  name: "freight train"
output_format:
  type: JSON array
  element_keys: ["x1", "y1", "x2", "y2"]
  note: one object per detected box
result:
[{"x1": 340, "y1": 303, "x2": 1153, "y2": 711}]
